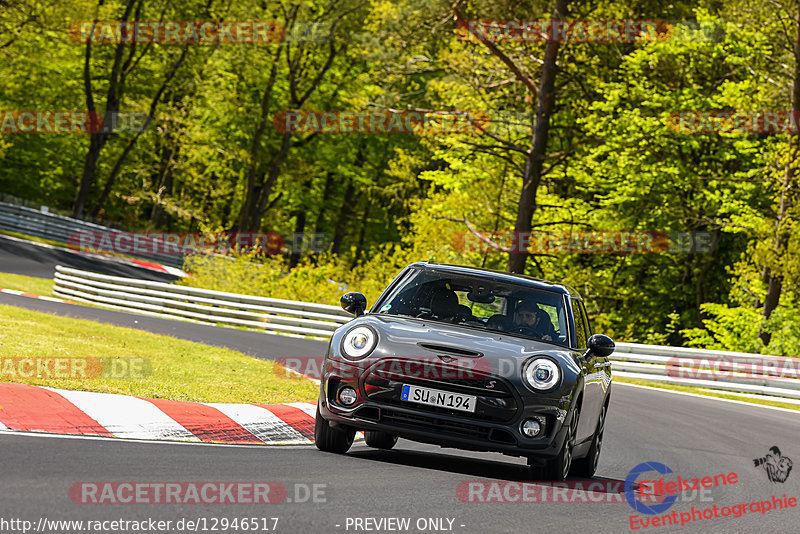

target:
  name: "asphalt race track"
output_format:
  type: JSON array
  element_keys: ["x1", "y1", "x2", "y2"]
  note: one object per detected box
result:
[
  {"x1": 1, "y1": 386, "x2": 797, "y2": 533},
  {"x1": 1, "y1": 298, "x2": 799, "y2": 532},
  {"x1": 0, "y1": 235, "x2": 179, "y2": 282}
]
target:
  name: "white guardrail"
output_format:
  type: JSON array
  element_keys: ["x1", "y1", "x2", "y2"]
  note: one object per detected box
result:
[
  {"x1": 0, "y1": 200, "x2": 185, "y2": 268},
  {"x1": 53, "y1": 265, "x2": 353, "y2": 338},
  {"x1": 611, "y1": 343, "x2": 800, "y2": 400},
  {"x1": 53, "y1": 265, "x2": 800, "y2": 400}
]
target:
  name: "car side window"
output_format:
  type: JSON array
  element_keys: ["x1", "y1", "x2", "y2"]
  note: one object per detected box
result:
[
  {"x1": 579, "y1": 301, "x2": 592, "y2": 337},
  {"x1": 571, "y1": 298, "x2": 587, "y2": 349}
]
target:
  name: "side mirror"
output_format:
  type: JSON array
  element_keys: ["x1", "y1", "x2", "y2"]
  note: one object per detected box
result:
[
  {"x1": 587, "y1": 334, "x2": 615, "y2": 357},
  {"x1": 341, "y1": 292, "x2": 368, "y2": 317}
]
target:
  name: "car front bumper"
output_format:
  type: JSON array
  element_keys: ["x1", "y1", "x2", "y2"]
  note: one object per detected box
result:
[{"x1": 319, "y1": 371, "x2": 572, "y2": 459}]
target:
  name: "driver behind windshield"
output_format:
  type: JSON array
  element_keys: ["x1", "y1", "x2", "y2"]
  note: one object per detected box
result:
[{"x1": 513, "y1": 301, "x2": 556, "y2": 341}]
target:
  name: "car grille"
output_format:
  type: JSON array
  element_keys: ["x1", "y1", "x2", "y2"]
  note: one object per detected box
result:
[
  {"x1": 363, "y1": 358, "x2": 520, "y2": 423},
  {"x1": 380, "y1": 409, "x2": 490, "y2": 439}
]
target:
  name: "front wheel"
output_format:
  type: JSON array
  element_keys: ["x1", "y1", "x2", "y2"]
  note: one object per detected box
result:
[
  {"x1": 529, "y1": 408, "x2": 578, "y2": 481},
  {"x1": 314, "y1": 407, "x2": 355, "y2": 453},
  {"x1": 364, "y1": 430, "x2": 398, "y2": 449},
  {"x1": 571, "y1": 403, "x2": 606, "y2": 478}
]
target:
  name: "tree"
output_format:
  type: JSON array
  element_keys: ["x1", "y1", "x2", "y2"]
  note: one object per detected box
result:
[
  {"x1": 760, "y1": 0, "x2": 800, "y2": 344},
  {"x1": 233, "y1": 0, "x2": 365, "y2": 232},
  {"x1": 451, "y1": 0, "x2": 568, "y2": 274}
]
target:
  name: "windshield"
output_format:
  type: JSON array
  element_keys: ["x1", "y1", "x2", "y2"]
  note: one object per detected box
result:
[{"x1": 375, "y1": 268, "x2": 569, "y2": 345}]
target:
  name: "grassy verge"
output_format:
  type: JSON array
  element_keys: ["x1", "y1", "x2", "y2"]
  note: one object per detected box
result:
[
  {"x1": 0, "y1": 228, "x2": 69, "y2": 249},
  {"x1": 615, "y1": 377, "x2": 800, "y2": 412},
  {"x1": 0, "y1": 273, "x2": 54, "y2": 296},
  {"x1": 0, "y1": 304, "x2": 319, "y2": 404}
]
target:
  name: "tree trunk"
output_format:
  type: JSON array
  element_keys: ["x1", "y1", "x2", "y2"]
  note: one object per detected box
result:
[
  {"x1": 234, "y1": 9, "x2": 346, "y2": 231},
  {"x1": 150, "y1": 136, "x2": 177, "y2": 228},
  {"x1": 89, "y1": 43, "x2": 191, "y2": 219},
  {"x1": 71, "y1": 0, "x2": 139, "y2": 219},
  {"x1": 289, "y1": 210, "x2": 307, "y2": 268},
  {"x1": 759, "y1": 0, "x2": 800, "y2": 345},
  {"x1": 237, "y1": 132, "x2": 292, "y2": 232},
  {"x1": 507, "y1": 0, "x2": 567, "y2": 274},
  {"x1": 73, "y1": 135, "x2": 105, "y2": 218},
  {"x1": 331, "y1": 180, "x2": 355, "y2": 255},
  {"x1": 313, "y1": 171, "x2": 335, "y2": 234},
  {"x1": 235, "y1": 46, "x2": 282, "y2": 232},
  {"x1": 352, "y1": 201, "x2": 369, "y2": 268}
]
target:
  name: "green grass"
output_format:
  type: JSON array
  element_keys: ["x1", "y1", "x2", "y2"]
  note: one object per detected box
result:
[
  {"x1": 615, "y1": 377, "x2": 800, "y2": 412},
  {"x1": 0, "y1": 272, "x2": 54, "y2": 296},
  {"x1": 0, "y1": 304, "x2": 319, "y2": 404}
]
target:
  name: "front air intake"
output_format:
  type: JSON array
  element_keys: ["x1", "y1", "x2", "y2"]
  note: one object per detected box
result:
[{"x1": 354, "y1": 406, "x2": 381, "y2": 422}]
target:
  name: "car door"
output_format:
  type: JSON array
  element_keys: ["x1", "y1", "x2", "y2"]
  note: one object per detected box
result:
[{"x1": 571, "y1": 298, "x2": 601, "y2": 443}]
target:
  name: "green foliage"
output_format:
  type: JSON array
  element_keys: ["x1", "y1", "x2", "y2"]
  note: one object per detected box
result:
[
  {"x1": 179, "y1": 250, "x2": 407, "y2": 307},
  {"x1": 682, "y1": 302, "x2": 764, "y2": 353},
  {"x1": 681, "y1": 299, "x2": 800, "y2": 357},
  {"x1": 2, "y1": 0, "x2": 799, "y2": 353}
]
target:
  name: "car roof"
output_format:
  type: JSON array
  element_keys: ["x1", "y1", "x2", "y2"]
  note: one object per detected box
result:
[{"x1": 407, "y1": 261, "x2": 582, "y2": 298}]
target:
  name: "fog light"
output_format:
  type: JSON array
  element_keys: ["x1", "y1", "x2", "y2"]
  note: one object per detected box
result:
[
  {"x1": 338, "y1": 386, "x2": 358, "y2": 406},
  {"x1": 521, "y1": 418, "x2": 542, "y2": 438}
]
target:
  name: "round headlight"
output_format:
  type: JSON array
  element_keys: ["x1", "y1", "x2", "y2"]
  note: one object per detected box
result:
[
  {"x1": 523, "y1": 358, "x2": 561, "y2": 391},
  {"x1": 341, "y1": 326, "x2": 377, "y2": 359}
]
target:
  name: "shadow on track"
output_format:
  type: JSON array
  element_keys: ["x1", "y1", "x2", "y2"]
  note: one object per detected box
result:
[{"x1": 348, "y1": 446, "x2": 627, "y2": 490}]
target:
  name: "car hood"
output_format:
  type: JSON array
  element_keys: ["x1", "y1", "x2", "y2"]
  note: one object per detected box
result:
[{"x1": 341, "y1": 314, "x2": 580, "y2": 373}]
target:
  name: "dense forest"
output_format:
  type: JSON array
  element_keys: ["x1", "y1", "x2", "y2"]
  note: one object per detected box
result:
[{"x1": 1, "y1": 0, "x2": 798, "y2": 354}]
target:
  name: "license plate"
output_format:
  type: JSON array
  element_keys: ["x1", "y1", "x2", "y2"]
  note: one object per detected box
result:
[{"x1": 401, "y1": 384, "x2": 476, "y2": 413}]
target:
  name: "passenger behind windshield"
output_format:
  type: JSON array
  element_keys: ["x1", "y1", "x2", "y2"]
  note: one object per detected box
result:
[
  {"x1": 375, "y1": 269, "x2": 566, "y2": 344},
  {"x1": 511, "y1": 301, "x2": 556, "y2": 341}
]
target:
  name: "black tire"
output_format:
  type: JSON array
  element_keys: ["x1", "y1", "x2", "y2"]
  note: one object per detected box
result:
[
  {"x1": 529, "y1": 407, "x2": 579, "y2": 481},
  {"x1": 364, "y1": 430, "x2": 398, "y2": 449},
  {"x1": 314, "y1": 407, "x2": 355, "y2": 453},
  {"x1": 571, "y1": 402, "x2": 607, "y2": 478}
]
